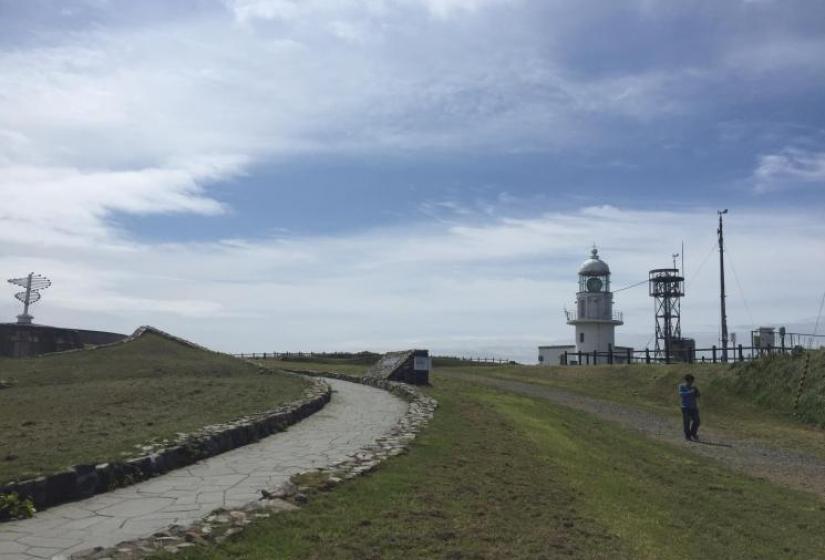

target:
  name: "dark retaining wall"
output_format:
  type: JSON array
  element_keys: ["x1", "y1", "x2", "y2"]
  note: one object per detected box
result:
[
  {"x1": 0, "y1": 323, "x2": 128, "y2": 358},
  {"x1": 0, "y1": 378, "x2": 331, "y2": 520}
]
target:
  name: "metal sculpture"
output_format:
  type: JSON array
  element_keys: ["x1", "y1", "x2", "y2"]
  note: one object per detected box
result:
[{"x1": 7, "y1": 273, "x2": 51, "y2": 324}]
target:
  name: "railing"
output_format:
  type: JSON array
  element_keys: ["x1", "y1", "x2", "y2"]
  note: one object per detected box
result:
[
  {"x1": 560, "y1": 344, "x2": 805, "y2": 366},
  {"x1": 564, "y1": 310, "x2": 623, "y2": 322},
  {"x1": 233, "y1": 352, "x2": 518, "y2": 366},
  {"x1": 432, "y1": 355, "x2": 517, "y2": 365},
  {"x1": 233, "y1": 351, "x2": 379, "y2": 363}
]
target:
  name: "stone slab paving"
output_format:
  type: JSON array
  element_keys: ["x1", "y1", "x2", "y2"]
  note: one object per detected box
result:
[{"x1": 0, "y1": 379, "x2": 408, "y2": 560}]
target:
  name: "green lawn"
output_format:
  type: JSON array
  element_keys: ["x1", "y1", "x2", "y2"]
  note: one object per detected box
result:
[
  {"x1": 254, "y1": 359, "x2": 368, "y2": 378},
  {"x1": 438, "y1": 351, "x2": 825, "y2": 459},
  {"x1": 0, "y1": 332, "x2": 308, "y2": 484},
  {"x1": 157, "y1": 372, "x2": 825, "y2": 560}
]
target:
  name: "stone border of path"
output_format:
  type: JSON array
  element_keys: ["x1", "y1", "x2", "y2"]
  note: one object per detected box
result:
[
  {"x1": 70, "y1": 374, "x2": 437, "y2": 560},
  {"x1": 0, "y1": 372, "x2": 331, "y2": 519}
]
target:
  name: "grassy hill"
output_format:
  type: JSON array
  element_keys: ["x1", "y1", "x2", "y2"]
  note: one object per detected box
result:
[
  {"x1": 717, "y1": 349, "x2": 825, "y2": 425},
  {"x1": 0, "y1": 331, "x2": 308, "y2": 484}
]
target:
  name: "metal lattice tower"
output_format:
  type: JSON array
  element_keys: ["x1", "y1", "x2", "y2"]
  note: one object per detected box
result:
[
  {"x1": 649, "y1": 268, "x2": 684, "y2": 362},
  {"x1": 7, "y1": 273, "x2": 51, "y2": 325}
]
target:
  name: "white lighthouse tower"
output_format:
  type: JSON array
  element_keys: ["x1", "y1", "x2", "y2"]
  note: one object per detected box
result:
[
  {"x1": 565, "y1": 246, "x2": 623, "y2": 354},
  {"x1": 537, "y1": 246, "x2": 631, "y2": 365}
]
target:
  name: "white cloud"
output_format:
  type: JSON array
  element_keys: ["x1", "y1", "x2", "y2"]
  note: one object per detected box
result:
[
  {"x1": 754, "y1": 148, "x2": 825, "y2": 192},
  {"x1": 225, "y1": 0, "x2": 514, "y2": 23},
  {"x1": 0, "y1": 1, "x2": 709, "y2": 258},
  {"x1": 0, "y1": 159, "x2": 243, "y2": 247},
  {"x1": 2, "y1": 205, "x2": 822, "y2": 363}
]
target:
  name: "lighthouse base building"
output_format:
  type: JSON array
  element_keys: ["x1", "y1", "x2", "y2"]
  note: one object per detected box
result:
[{"x1": 538, "y1": 247, "x2": 633, "y2": 366}]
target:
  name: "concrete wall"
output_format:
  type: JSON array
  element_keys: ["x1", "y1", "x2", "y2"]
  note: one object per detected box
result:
[{"x1": 0, "y1": 324, "x2": 127, "y2": 358}]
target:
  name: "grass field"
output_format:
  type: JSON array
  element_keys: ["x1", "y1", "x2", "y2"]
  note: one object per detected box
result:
[
  {"x1": 158, "y1": 367, "x2": 825, "y2": 560},
  {"x1": 254, "y1": 359, "x2": 368, "y2": 378},
  {"x1": 439, "y1": 351, "x2": 825, "y2": 459},
  {"x1": 0, "y1": 332, "x2": 308, "y2": 484}
]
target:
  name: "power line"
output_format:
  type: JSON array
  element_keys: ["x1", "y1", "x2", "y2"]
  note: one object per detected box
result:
[
  {"x1": 613, "y1": 279, "x2": 649, "y2": 293},
  {"x1": 724, "y1": 240, "x2": 756, "y2": 330},
  {"x1": 813, "y1": 291, "x2": 825, "y2": 337},
  {"x1": 685, "y1": 239, "x2": 718, "y2": 289}
]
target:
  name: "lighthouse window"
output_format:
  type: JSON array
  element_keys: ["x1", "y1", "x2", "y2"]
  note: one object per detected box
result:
[{"x1": 579, "y1": 333, "x2": 584, "y2": 343}]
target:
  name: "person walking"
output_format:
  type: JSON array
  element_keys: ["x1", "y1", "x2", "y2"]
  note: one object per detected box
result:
[{"x1": 678, "y1": 373, "x2": 701, "y2": 441}]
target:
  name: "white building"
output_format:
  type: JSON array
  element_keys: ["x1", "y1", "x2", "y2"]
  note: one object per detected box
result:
[{"x1": 538, "y1": 247, "x2": 632, "y2": 365}]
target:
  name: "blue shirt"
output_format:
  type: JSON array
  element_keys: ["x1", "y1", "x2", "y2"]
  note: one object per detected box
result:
[{"x1": 678, "y1": 383, "x2": 700, "y2": 409}]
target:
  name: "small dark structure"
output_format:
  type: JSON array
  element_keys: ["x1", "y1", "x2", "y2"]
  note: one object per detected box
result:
[
  {"x1": 364, "y1": 349, "x2": 430, "y2": 385},
  {"x1": 0, "y1": 323, "x2": 128, "y2": 358}
]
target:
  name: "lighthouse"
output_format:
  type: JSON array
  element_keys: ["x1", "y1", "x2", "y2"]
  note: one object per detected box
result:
[
  {"x1": 566, "y1": 246, "x2": 623, "y2": 353},
  {"x1": 538, "y1": 246, "x2": 631, "y2": 365}
]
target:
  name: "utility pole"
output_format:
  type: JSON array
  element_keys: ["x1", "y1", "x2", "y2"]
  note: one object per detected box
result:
[{"x1": 717, "y1": 210, "x2": 729, "y2": 362}]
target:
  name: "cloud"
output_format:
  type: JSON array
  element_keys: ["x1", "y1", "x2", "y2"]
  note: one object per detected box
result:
[
  {"x1": 2, "y1": 204, "x2": 822, "y2": 363},
  {"x1": 0, "y1": 0, "x2": 717, "y2": 174},
  {"x1": 754, "y1": 148, "x2": 825, "y2": 192},
  {"x1": 0, "y1": 0, "x2": 723, "y2": 259},
  {"x1": 225, "y1": 0, "x2": 515, "y2": 23},
  {"x1": 0, "y1": 2, "x2": 824, "y2": 362},
  {"x1": 0, "y1": 158, "x2": 243, "y2": 247}
]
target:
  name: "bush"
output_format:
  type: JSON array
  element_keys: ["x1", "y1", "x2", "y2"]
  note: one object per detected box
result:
[{"x1": 0, "y1": 492, "x2": 36, "y2": 520}]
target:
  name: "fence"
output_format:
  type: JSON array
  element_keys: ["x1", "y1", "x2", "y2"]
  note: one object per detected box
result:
[
  {"x1": 432, "y1": 355, "x2": 516, "y2": 365},
  {"x1": 561, "y1": 344, "x2": 800, "y2": 366},
  {"x1": 233, "y1": 351, "x2": 379, "y2": 363}
]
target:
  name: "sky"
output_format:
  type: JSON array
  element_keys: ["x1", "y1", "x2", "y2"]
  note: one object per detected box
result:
[{"x1": 1, "y1": 0, "x2": 824, "y2": 363}]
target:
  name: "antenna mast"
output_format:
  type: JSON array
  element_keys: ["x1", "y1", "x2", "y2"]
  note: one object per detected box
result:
[{"x1": 717, "y1": 210, "x2": 729, "y2": 362}]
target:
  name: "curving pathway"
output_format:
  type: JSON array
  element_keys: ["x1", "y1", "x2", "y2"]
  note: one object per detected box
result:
[{"x1": 0, "y1": 379, "x2": 407, "y2": 560}]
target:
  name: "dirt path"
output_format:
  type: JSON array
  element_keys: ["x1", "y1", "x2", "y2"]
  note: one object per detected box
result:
[{"x1": 447, "y1": 372, "x2": 825, "y2": 500}]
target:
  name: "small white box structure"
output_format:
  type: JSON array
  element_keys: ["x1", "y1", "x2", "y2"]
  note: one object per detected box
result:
[
  {"x1": 538, "y1": 345, "x2": 575, "y2": 365},
  {"x1": 757, "y1": 327, "x2": 776, "y2": 349}
]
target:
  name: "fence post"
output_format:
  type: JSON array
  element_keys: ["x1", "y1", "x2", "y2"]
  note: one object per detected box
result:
[
  {"x1": 608, "y1": 343, "x2": 614, "y2": 365},
  {"x1": 794, "y1": 352, "x2": 812, "y2": 414},
  {"x1": 712, "y1": 345, "x2": 717, "y2": 363},
  {"x1": 738, "y1": 344, "x2": 744, "y2": 362},
  {"x1": 578, "y1": 350, "x2": 582, "y2": 365},
  {"x1": 593, "y1": 349, "x2": 598, "y2": 365},
  {"x1": 626, "y1": 348, "x2": 632, "y2": 364}
]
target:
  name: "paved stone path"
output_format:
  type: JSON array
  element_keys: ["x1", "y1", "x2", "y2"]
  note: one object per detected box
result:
[
  {"x1": 448, "y1": 373, "x2": 825, "y2": 500},
  {"x1": 0, "y1": 379, "x2": 407, "y2": 560}
]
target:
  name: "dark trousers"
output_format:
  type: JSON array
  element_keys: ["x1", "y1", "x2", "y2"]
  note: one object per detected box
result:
[{"x1": 682, "y1": 407, "x2": 700, "y2": 439}]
